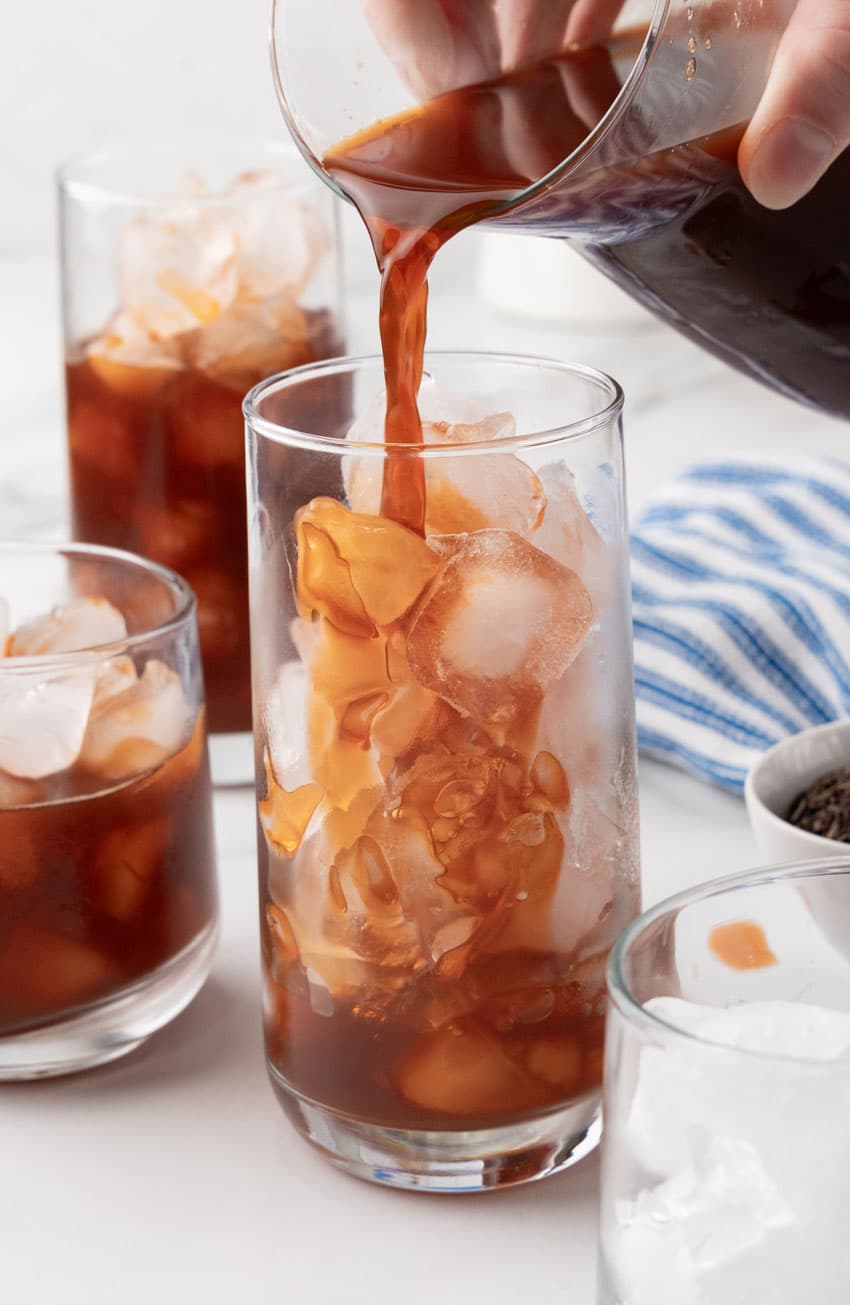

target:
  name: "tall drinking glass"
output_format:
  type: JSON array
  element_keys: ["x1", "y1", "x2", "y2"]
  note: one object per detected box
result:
[
  {"x1": 600, "y1": 859, "x2": 850, "y2": 1304},
  {"x1": 59, "y1": 140, "x2": 345, "y2": 782},
  {"x1": 246, "y1": 353, "x2": 640, "y2": 1190},
  {"x1": 0, "y1": 542, "x2": 219, "y2": 1078}
]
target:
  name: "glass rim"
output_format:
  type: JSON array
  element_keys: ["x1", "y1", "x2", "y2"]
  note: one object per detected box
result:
[
  {"x1": 0, "y1": 540, "x2": 197, "y2": 672},
  {"x1": 56, "y1": 136, "x2": 317, "y2": 209},
  {"x1": 608, "y1": 857, "x2": 850, "y2": 1068},
  {"x1": 243, "y1": 351, "x2": 625, "y2": 456}
]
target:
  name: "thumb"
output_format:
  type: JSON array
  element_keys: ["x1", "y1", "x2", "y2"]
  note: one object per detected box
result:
[{"x1": 739, "y1": 0, "x2": 850, "y2": 209}]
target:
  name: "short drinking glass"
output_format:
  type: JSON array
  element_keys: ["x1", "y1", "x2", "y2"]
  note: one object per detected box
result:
[
  {"x1": 59, "y1": 139, "x2": 345, "y2": 781},
  {"x1": 600, "y1": 859, "x2": 850, "y2": 1304},
  {"x1": 246, "y1": 352, "x2": 641, "y2": 1190},
  {"x1": 0, "y1": 543, "x2": 219, "y2": 1078}
]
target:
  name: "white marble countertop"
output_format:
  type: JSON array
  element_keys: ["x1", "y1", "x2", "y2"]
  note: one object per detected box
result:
[{"x1": 0, "y1": 248, "x2": 846, "y2": 1305}]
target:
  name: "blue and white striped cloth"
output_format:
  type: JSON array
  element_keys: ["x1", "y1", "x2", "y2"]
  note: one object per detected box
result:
[{"x1": 631, "y1": 456, "x2": 850, "y2": 793}]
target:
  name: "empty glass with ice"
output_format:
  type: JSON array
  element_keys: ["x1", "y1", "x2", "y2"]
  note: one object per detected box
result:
[
  {"x1": 59, "y1": 141, "x2": 344, "y2": 780},
  {"x1": 246, "y1": 353, "x2": 640, "y2": 1189},
  {"x1": 599, "y1": 859, "x2": 850, "y2": 1304},
  {"x1": 0, "y1": 543, "x2": 218, "y2": 1078}
]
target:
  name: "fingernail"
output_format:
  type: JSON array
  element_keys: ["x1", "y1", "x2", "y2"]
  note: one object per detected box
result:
[{"x1": 746, "y1": 116, "x2": 836, "y2": 210}]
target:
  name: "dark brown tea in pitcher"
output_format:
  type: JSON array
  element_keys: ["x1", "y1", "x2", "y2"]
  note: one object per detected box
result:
[{"x1": 326, "y1": 24, "x2": 850, "y2": 428}]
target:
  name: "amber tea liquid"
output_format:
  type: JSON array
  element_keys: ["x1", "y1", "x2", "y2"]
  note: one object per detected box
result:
[
  {"x1": 67, "y1": 311, "x2": 342, "y2": 735},
  {"x1": 0, "y1": 717, "x2": 217, "y2": 1033}
]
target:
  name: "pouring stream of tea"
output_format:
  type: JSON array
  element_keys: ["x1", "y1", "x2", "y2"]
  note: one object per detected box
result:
[{"x1": 324, "y1": 42, "x2": 625, "y2": 535}]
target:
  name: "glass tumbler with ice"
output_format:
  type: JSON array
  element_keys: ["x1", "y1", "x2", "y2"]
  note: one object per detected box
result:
[
  {"x1": 0, "y1": 543, "x2": 219, "y2": 1079},
  {"x1": 600, "y1": 859, "x2": 850, "y2": 1305},
  {"x1": 58, "y1": 141, "x2": 345, "y2": 782},
  {"x1": 245, "y1": 353, "x2": 641, "y2": 1191}
]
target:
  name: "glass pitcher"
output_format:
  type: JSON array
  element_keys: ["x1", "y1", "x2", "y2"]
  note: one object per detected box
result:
[{"x1": 272, "y1": 0, "x2": 849, "y2": 419}]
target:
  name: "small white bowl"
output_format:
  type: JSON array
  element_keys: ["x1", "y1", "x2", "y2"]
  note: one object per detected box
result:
[{"x1": 745, "y1": 719, "x2": 850, "y2": 862}]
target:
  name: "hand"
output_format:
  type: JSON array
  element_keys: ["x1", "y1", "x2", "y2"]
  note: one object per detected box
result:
[
  {"x1": 361, "y1": 0, "x2": 621, "y2": 183},
  {"x1": 363, "y1": 0, "x2": 850, "y2": 211},
  {"x1": 739, "y1": 0, "x2": 850, "y2": 209},
  {"x1": 360, "y1": 0, "x2": 579, "y2": 99}
]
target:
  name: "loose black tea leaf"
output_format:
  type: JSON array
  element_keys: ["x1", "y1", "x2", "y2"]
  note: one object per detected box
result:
[{"x1": 787, "y1": 765, "x2": 850, "y2": 843}]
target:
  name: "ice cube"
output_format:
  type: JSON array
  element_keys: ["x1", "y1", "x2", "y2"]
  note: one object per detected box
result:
[
  {"x1": 0, "y1": 769, "x2": 43, "y2": 810},
  {"x1": 531, "y1": 463, "x2": 612, "y2": 608},
  {"x1": 0, "y1": 666, "x2": 97, "y2": 779},
  {"x1": 79, "y1": 659, "x2": 189, "y2": 780},
  {"x1": 607, "y1": 1213, "x2": 698, "y2": 1305},
  {"x1": 150, "y1": 708, "x2": 206, "y2": 795},
  {"x1": 648, "y1": 997, "x2": 850, "y2": 1062},
  {"x1": 67, "y1": 399, "x2": 140, "y2": 489},
  {"x1": 362, "y1": 806, "x2": 463, "y2": 953},
  {"x1": 422, "y1": 414, "x2": 546, "y2": 537},
  {"x1": 534, "y1": 638, "x2": 607, "y2": 791},
  {"x1": 165, "y1": 372, "x2": 245, "y2": 471},
  {"x1": 369, "y1": 679, "x2": 443, "y2": 762},
  {"x1": 121, "y1": 208, "x2": 239, "y2": 341},
  {"x1": 0, "y1": 926, "x2": 112, "y2": 1017},
  {"x1": 625, "y1": 1001, "x2": 797, "y2": 1180},
  {"x1": 265, "y1": 661, "x2": 312, "y2": 792},
  {"x1": 226, "y1": 172, "x2": 331, "y2": 301},
  {"x1": 88, "y1": 817, "x2": 171, "y2": 921},
  {"x1": 93, "y1": 656, "x2": 138, "y2": 707},
  {"x1": 542, "y1": 784, "x2": 637, "y2": 959},
  {"x1": 395, "y1": 1022, "x2": 542, "y2": 1117},
  {"x1": 296, "y1": 497, "x2": 440, "y2": 635},
  {"x1": 406, "y1": 530, "x2": 593, "y2": 731},
  {"x1": 611, "y1": 1137, "x2": 794, "y2": 1305},
  {"x1": 266, "y1": 902, "x2": 301, "y2": 978},
  {"x1": 9, "y1": 597, "x2": 127, "y2": 656},
  {"x1": 522, "y1": 1034, "x2": 584, "y2": 1092},
  {"x1": 183, "y1": 293, "x2": 312, "y2": 393},
  {"x1": 614, "y1": 996, "x2": 850, "y2": 1305},
  {"x1": 301, "y1": 622, "x2": 386, "y2": 807},
  {"x1": 282, "y1": 829, "x2": 426, "y2": 1000},
  {"x1": 344, "y1": 393, "x2": 546, "y2": 536},
  {"x1": 491, "y1": 797, "x2": 620, "y2": 962},
  {"x1": 137, "y1": 500, "x2": 218, "y2": 572},
  {"x1": 86, "y1": 310, "x2": 185, "y2": 393},
  {"x1": 261, "y1": 662, "x2": 330, "y2": 857},
  {"x1": 260, "y1": 752, "x2": 323, "y2": 861}
]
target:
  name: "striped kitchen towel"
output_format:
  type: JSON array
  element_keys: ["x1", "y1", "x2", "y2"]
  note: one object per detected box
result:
[{"x1": 630, "y1": 456, "x2": 850, "y2": 793}]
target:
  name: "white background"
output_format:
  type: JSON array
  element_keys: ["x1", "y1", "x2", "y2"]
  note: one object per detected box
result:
[
  {"x1": 3, "y1": 0, "x2": 279, "y2": 254},
  {"x1": 2, "y1": 0, "x2": 474, "y2": 298}
]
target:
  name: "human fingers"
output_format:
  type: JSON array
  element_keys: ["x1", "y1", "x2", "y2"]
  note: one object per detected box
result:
[
  {"x1": 739, "y1": 0, "x2": 850, "y2": 208},
  {"x1": 564, "y1": 0, "x2": 627, "y2": 47},
  {"x1": 493, "y1": 0, "x2": 575, "y2": 69},
  {"x1": 361, "y1": 0, "x2": 500, "y2": 99}
]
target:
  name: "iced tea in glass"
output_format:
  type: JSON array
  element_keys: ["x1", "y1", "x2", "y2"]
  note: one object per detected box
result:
[
  {"x1": 246, "y1": 354, "x2": 640, "y2": 1190},
  {"x1": 599, "y1": 861, "x2": 850, "y2": 1305},
  {"x1": 0, "y1": 543, "x2": 218, "y2": 1078},
  {"x1": 59, "y1": 141, "x2": 344, "y2": 776}
]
